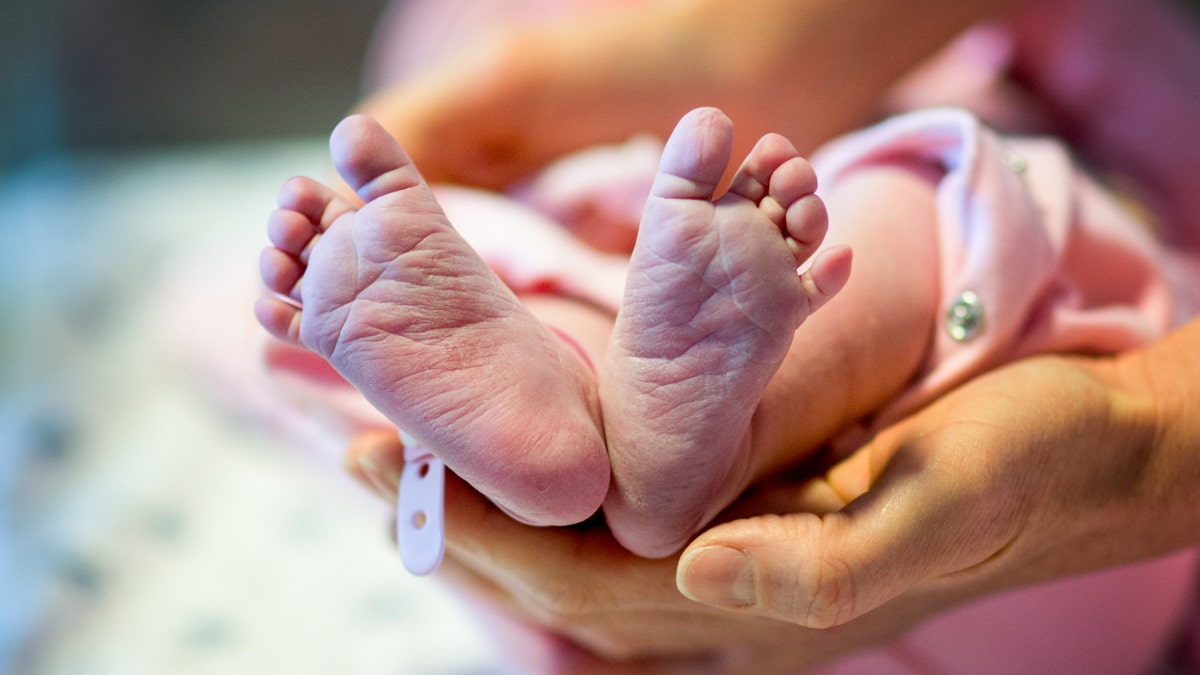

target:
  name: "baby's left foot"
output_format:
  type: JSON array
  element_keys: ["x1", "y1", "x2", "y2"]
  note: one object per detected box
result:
[{"x1": 602, "y1": 108, "x2": 851, "y2": 557}]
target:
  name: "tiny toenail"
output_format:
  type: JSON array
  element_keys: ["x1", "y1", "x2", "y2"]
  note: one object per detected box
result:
[
  {"x1": 946, "y1": 290, "x2": 985, "y2": 341},
  {"x1": 678, "y1": 546, "x2": 757, "y2": 608}
]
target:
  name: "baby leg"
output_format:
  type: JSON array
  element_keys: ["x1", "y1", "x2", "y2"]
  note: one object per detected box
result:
[
  {"x1": 601, "y1": 108, "x2": 852, "y2": 557},
  {"x1": 255, "y1": 115, "x2": 609, "y2": 526}
]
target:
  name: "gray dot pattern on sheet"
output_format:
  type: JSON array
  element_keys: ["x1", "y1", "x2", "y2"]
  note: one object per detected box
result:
[{"x1": 1, "y1": 142, "x2": 515, "y2": 675}]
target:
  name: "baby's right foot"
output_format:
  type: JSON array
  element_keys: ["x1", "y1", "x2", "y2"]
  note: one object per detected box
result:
[
  {"x1": 602, "y1": 108, "x2": 851, "y2": 557},
  {"x1": 255, "y1": 115, "x2": 609, "y2": 526}
]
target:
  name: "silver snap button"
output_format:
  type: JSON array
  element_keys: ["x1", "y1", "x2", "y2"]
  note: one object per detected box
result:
[
  {"x1": 946, "y1": 290, "x2": 984, "y2": 341},
  {"x1": 1005, "y1": 150, "x2": 1027, "y2": 174}
]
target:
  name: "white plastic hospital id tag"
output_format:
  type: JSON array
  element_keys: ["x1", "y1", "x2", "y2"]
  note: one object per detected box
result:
[{"x1": 397, "y1": 431, "x2": 445, "y2": 576}]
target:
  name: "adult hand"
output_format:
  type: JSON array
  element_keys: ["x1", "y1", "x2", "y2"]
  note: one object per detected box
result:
[
  {"x1": 345, "y1": 433, "x2": 952, "y2": 673},
  {"x1": 345, "y1": 317, "x2": 1200, "y2": 671},
  {"x1": 677, "y1": 317, "x2": 1200, "y2": 627}
]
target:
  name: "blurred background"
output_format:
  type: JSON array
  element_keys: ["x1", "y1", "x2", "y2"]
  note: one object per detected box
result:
[
  {"x1": 1, "y1": 1, "x2": 511, "y2": 672},
  {"x1": 2, "y1": 0, "x2": 382, "y2": 166}
]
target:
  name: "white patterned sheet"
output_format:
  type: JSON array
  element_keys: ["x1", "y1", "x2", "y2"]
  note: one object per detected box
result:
[{"x1": 0, "y1": 140, "x2": 511, "y2": 675}]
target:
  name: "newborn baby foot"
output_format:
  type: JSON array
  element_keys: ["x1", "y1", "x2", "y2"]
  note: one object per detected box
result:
[
  {"x1": 602, "y1": 108, "x2": 851, "y2": 557},
  {"x1": 256, "y1": 115, "x2": 609, "y2": 525}
]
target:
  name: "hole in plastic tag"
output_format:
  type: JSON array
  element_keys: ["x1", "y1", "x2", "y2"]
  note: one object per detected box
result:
[{"x1": 397, "y1": 431, "x2": 445, "y2": 576}]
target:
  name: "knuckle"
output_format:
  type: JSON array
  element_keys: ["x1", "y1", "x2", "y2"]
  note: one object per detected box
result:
[
  {"x1": 795, "y1": 554, "x2": 859, "y2": 629},
  {"x1": 761, "y1": 514, "x2": 860, "y2": 629},
  {"x1": 522, "y1": 575, "x2": 604, "y2": 623}
]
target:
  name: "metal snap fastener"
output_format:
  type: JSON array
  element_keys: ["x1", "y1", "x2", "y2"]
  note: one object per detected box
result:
[
  {"x1": 1005, "y1": 150, "x2": 1027, "y2": 174},
  {"x1": 946, "y1": 290, "x2": 984, "y2": 341}
]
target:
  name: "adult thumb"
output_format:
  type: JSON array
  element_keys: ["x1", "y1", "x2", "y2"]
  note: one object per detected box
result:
[{"x1": 675, "y1": 426, "x2": 1025, "y2": 628}]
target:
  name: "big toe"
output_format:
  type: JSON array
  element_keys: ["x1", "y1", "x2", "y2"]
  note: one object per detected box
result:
[
  {"x1": 651, "y1": 107, "x2": 735, "y2": 201},
  {"x1": 330, "y1": 115, "x2": 427, "y2": 204}
]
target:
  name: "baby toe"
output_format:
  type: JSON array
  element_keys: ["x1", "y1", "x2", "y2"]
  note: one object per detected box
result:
[
  {"x1": 651, "y1": 107, "x2": 734, "y2": 201},
  {"x1": 330, "y1": 115, "x2": 429, "y2": 203},
  {"x1": 727, "y1": 133, "x2": 799, "y2": 203},
  {"x1": 785, "y1": 195, "x2": 830, "y2": 265},
  {"x1": 798, "y1": 245, "x2": 852, "y2": 316},
  {"x1": 267, "y1": 208, "x2": 320, "y2": 256},
  {"x1": 259, "y1": 246, "x2": 303, "y2": 298},
  {"x1": 768, "y1": 156, "x2": 820, "y2": 206},
  {"x1": 254, "y1": 296, "x2": 303, "y2": 345}
]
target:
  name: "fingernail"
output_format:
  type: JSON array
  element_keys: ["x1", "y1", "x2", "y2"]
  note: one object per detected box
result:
[
  {"x1": 358, "y1": 452, "x2": 401, "y2": 495},
  {"x1": 677, "y1": 546, "x2": 756, "y2": 608}
]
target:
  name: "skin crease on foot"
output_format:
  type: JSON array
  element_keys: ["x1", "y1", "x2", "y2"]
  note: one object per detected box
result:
[
  {"x1": 257, "y1": 109, "x2": 850, "y2": 554},
  {"x1": 601, "y1": 108, "x2": 851, "y2": 557},
  {"x1": 256, "y1": 114, "x2": 611, "y2": 527}
]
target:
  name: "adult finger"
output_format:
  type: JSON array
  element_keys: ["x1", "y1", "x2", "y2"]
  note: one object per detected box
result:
[
  {"x1": 345, "y1": 429, "x2": 687, "y2": 613},
  {"x1": 344, "y1": 428, "x2": 405, "y2": 501},
  {"x1": 343, "y1": 430, "x2": 947, "y2": 671},
  {"x1": 676, "y1": 396, "x2": 1032, "y2": 628}
]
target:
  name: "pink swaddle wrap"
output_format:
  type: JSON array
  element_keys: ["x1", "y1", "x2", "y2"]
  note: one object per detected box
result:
[{"x1": 810, "y1": 108, "x2": 1199, "y2": 431}]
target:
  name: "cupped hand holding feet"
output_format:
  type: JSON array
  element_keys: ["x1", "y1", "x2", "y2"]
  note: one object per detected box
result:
[{"x1": 346, "y1": 317, "x2": 1200, "y2": 667}]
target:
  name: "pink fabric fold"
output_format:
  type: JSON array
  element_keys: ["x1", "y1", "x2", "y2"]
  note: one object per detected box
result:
[{"x1": 811, "y1": 109, "x2": 1191, "y2": 427}]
